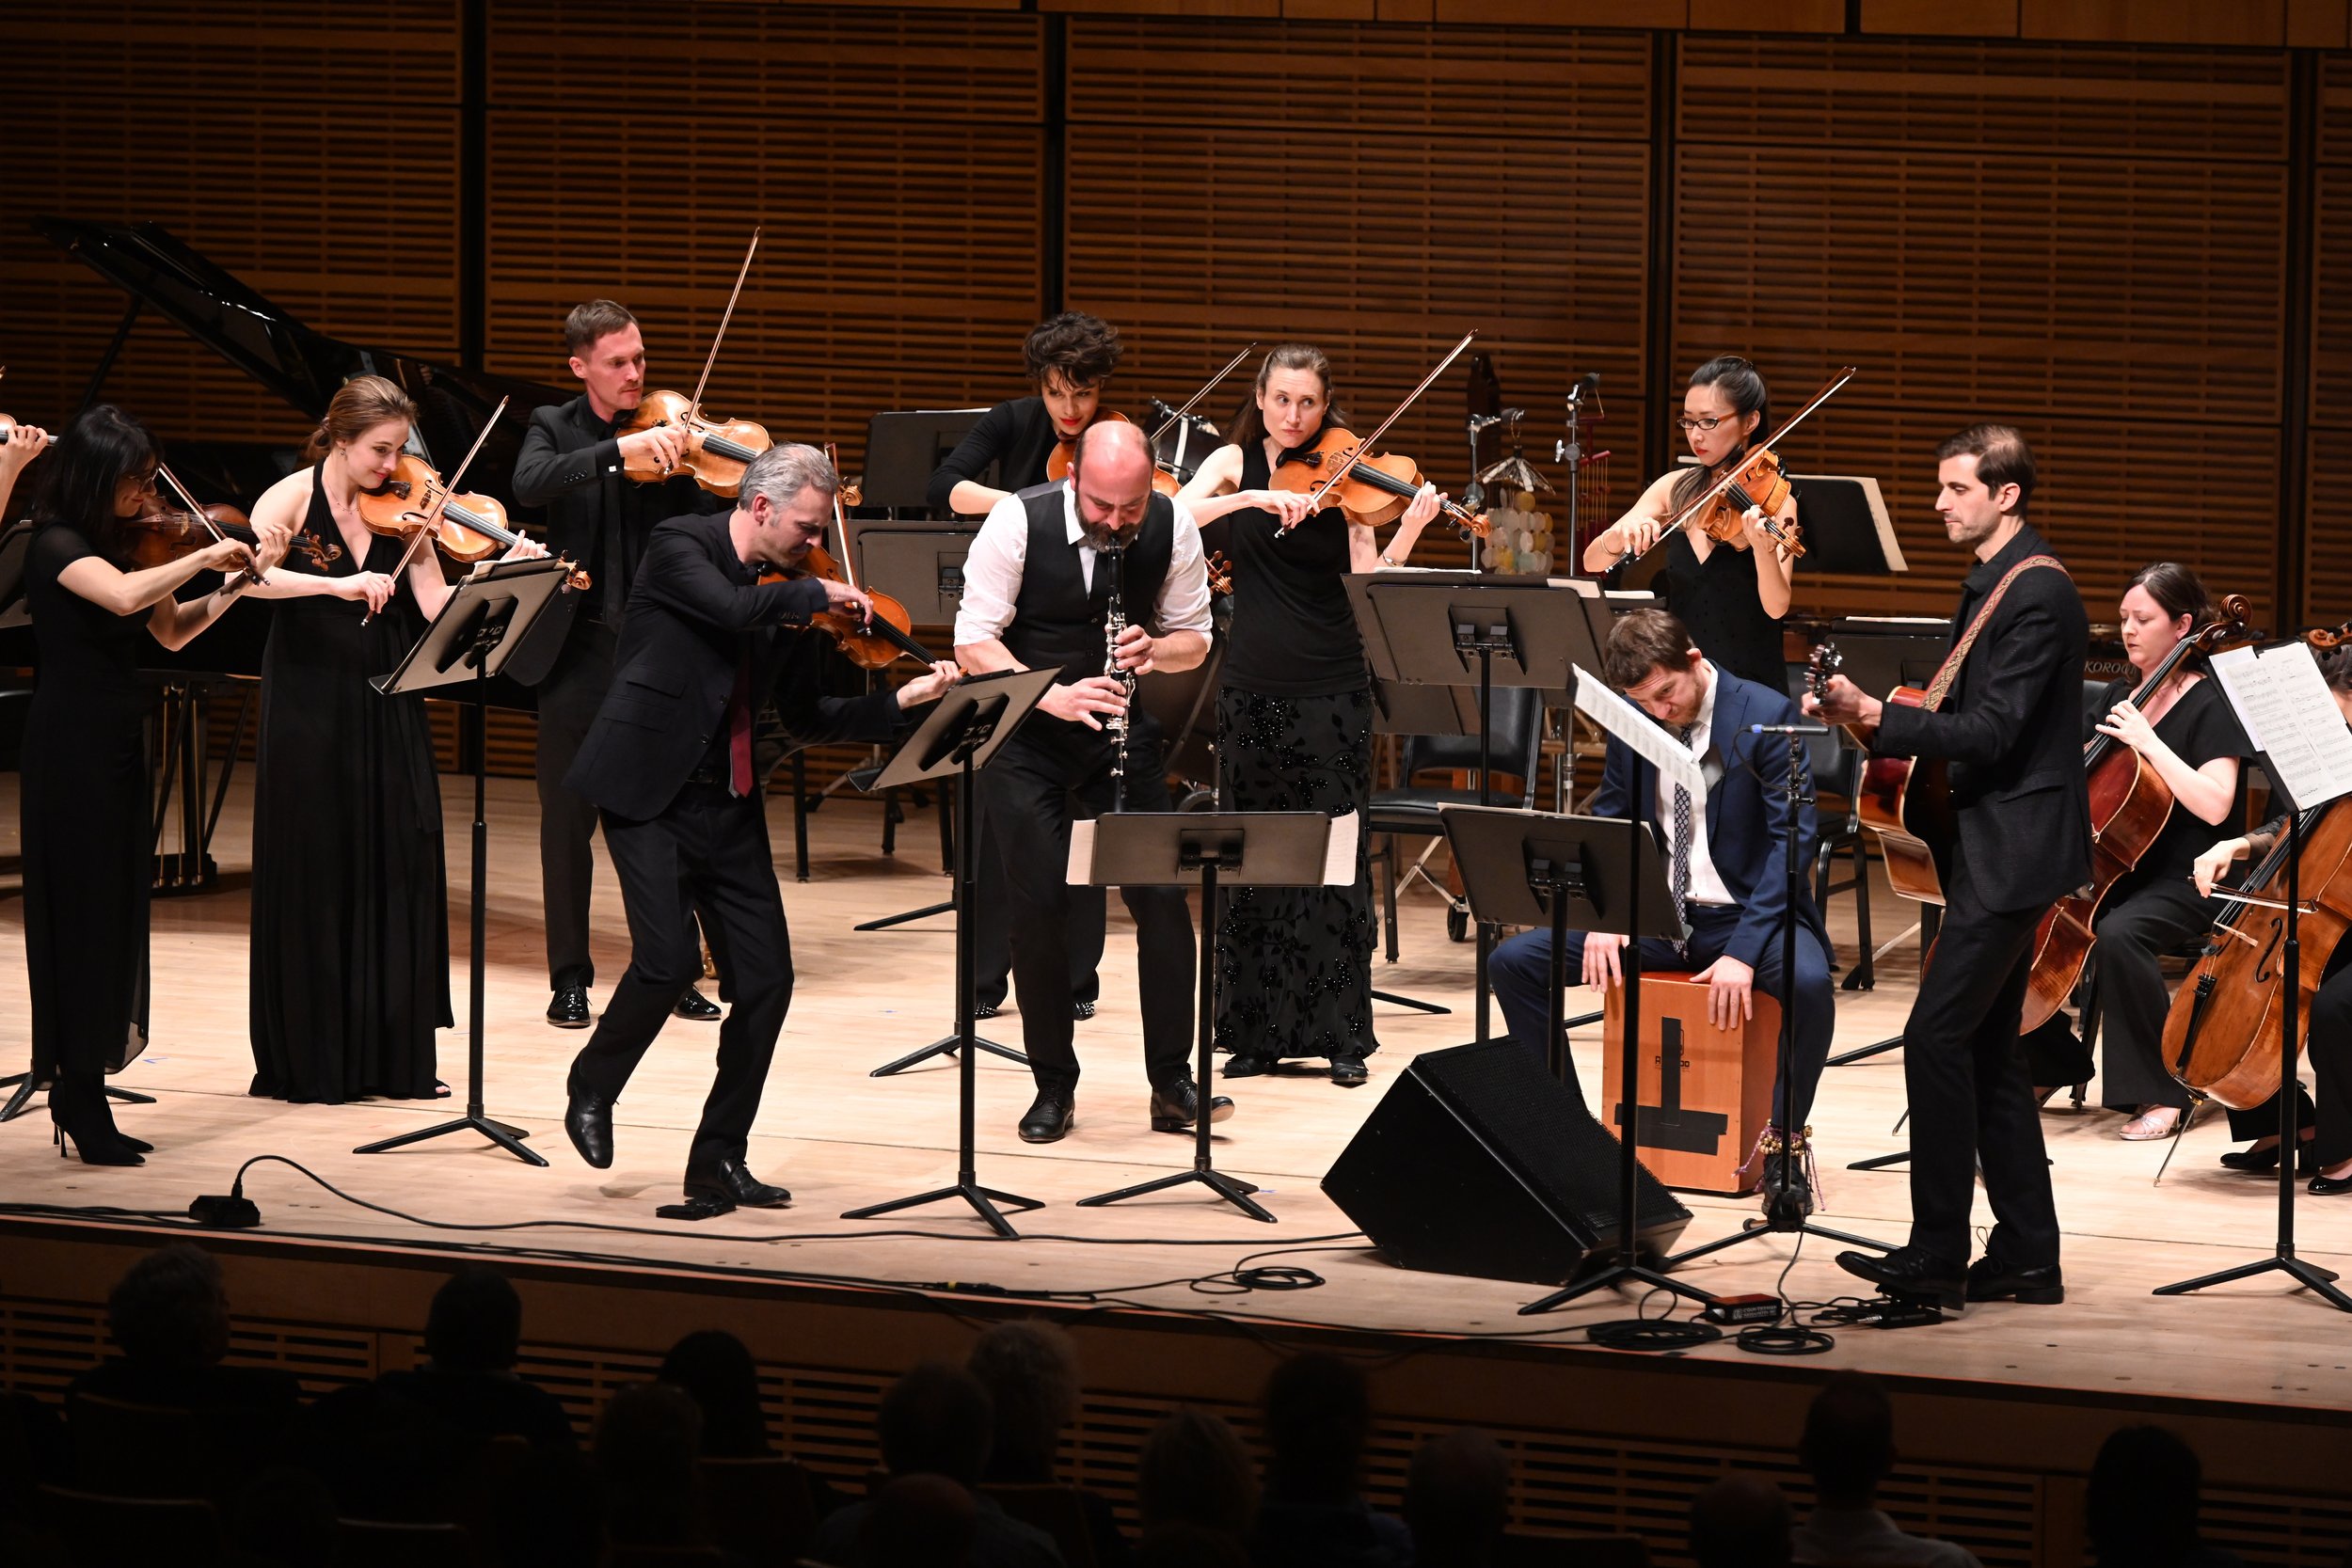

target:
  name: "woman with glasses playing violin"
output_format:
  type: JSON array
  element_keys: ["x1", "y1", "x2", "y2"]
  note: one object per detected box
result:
[
  {"x1": 235, "y1": 374, "x2": 546, "y2": 1105},
  {"x1": 17, "y1": 405, "x2": 282, "y2": 1163},
  {"x1": 1582, "y1": 356, "x2": 1798, "y2": 693}
]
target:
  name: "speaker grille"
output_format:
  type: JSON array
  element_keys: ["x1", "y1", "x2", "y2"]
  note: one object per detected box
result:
[{"x1": 1410, "y1": 1041, "x2": 1688, "y2": 1242}]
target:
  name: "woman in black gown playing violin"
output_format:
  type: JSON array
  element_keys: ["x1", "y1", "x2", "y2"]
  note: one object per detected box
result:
[
  {"x1": 235, "y1": 375, "x2": 546, "y2": 1103},
  {"x1": 1582, "y1": 355, "x2": 1798, "y2": 694},
  {"x1": 1179, "y1": 343, "x2": 1442, "y2": 1086},
  {"x1": 18, "y1": 405, "x2": 281, "y2": 1162}
]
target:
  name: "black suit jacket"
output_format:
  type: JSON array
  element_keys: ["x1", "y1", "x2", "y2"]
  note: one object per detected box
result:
[
  {"x1": 1874, "y1": 523, "x2": 2092, "y2": 914},
  {"x1": 564, "y1": 512, "x2": 905, "y2": 821},
  {"x1": 510, "y1": 394, "x2": 724, "y2": 625}
]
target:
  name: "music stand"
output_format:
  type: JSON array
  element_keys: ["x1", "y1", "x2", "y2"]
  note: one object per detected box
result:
[
  {"x1": 1073, "y1": 811, "x2": 1346, "y2": 1221},
  {"x1": 354, "y1": 559, "x2": 571, "y2": 1165},
  {"x1": 1788, "y1": 474, "x2": 1906, "y2": 577},
  {"x1": 842, "y1": 667, "x2": 1060, "y2": 1237},
  {"x1": 1438, "y1": 805, "x2": 1711, "y2": 1312},
  {"x1": 2157, "y1": 642, "x2": 2352, "y2": 1312},
  {"x1": 860, "y1": 408, "x2": 989, "y2": 514},
  {"x1": 1349, "y1": 572, "x2": 1608, "y2": 1046}
]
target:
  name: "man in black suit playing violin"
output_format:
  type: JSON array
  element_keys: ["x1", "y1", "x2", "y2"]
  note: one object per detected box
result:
[
  {"x1": 513, "y1": 299, "x2": 731, "y2": 1031},
  {"x1": 1806, "y1": 423, "x2": 2090, "y2": 1309},
  {"x1": 559, "y1": 442, "x2": 961, "y2": 1213}
]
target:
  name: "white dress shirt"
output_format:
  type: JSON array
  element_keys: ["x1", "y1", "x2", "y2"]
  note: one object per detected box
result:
[
  {"x1": 1654, "y1": 660, "x2": 1736, "y2": 908},
  {"x1": 952, "y1": 482, "x2": 1215, "y2": 649}
]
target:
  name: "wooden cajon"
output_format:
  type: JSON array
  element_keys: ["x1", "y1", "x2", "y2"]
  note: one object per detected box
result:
[{"x1": 1600, "y1": 972, "x2": 1780, "y2": 1196}]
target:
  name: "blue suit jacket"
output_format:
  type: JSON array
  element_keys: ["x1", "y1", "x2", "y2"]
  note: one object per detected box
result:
[{"x1": 1589, "y1": 666, "x2": 1830, "y2": 969}]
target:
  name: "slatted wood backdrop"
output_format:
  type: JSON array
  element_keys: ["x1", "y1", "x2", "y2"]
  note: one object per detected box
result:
[{"x1": 6, "y1": 1, "x2": 2350, "y2": 784}]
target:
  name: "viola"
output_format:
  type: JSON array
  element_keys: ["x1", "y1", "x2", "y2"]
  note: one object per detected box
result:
[
  {"x1": 1044, "y1": 410, "x2": 1179, "y2": 498},
  {"x1": 1269, "y1": 424, "x2": 1490, "y2": 538},
  {"x1": 2018, "y1": 594, "x2": 2254, "y2": 1034},
  {"x1": 619, "y1": 388, "x2": 773, "y2": 496},
  {"x1": 1691, "y1": 446, "x2": 1804, "y2": 558},
  {"x1": 358, "y1": 453, "x2": 583, "y2": 589},
  {"x1": 769, "y1": 442, "x2": 937, "y2": 671}
]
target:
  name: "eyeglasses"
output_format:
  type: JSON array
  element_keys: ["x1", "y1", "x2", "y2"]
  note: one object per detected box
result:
[{"x1": 1675, "y1": 415, "x2": 1729, "y2": 434}]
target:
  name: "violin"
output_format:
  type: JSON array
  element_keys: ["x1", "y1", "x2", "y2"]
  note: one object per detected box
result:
[
  {"x1": 1205, "y1": 550, "x2": 1233, "y2": 596},
  {"x1": 358, "y1": 452, "x2": 586, "y2": 590},
  {"x1": 2018, "y1": 594, "x2": 2254, "y2": 1034},
  {"x1": 619, "y1": 228, "x2": 772, "y2": 498},
  {"x1": 767, "y1": 443, "x2": 937, "y2": 671},
  {"x1": 1269, "y1": 424, "x2": 1490, "y2": 538},
  {"x1": 1690, "y1": 446, "x2": 1804, "y2": 558},
  {"x1": 1044, "y1": 410, "x2": 1179, "y2": 498},
  {"x1": 123, "y1": 501, "x2": 269, "y2": 581}
]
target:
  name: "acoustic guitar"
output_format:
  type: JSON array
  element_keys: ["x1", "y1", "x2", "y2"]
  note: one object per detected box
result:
[{"x1": 1807, "y1": 642, "x2": 1953, "y2": 905}]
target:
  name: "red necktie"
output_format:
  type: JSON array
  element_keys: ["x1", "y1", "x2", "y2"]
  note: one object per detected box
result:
[{"x1": 727, "y1": 648, "x2": 754, "y2": 798}]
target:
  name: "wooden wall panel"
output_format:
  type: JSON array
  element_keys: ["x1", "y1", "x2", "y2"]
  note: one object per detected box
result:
[
  {"x1": 1676, "y1": 36, "x2": 2292, "y2": 624},
  {"x1": 483, "y1": 2, "x2": 1047, "y2": 481},
  {"x1": 1064, "y1": 18, "x2": 1654, "y2": 567},
  {"x1": 2308, "y1": 61, "x2": 2352, "y2": 624},
  {"x1": 0, "y1": 6, "x2": 459, "y2": 446}
]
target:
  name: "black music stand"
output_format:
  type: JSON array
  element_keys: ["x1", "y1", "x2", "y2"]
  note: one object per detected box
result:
[
  {"x1": 355, "y1": 559, "x2": 571, "y2": 1165},
  {"x1": 1438, "y1": 806, "x2": 1710, "y2": 1312},
  {"x1": 2157, "y1": 644, "x2": 2352, "y2": 1312},
  {"x1": 1349, "y1": 573, "x2": 1607, "y2": 1046},
  {"x1": 842, "y1": 667, "x2": 1059, "y2": 1237},
  {"x1": 1073, "y1": 811, "x2": 1343, "y2": 1222},
  {"x1": 861, "y1": 408, "x2": 990, "y2": 515}
]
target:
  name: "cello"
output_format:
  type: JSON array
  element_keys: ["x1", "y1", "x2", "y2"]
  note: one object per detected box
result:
[{"x1": 2018, "y1": 594, "x2": 2253, "y2": 1033}]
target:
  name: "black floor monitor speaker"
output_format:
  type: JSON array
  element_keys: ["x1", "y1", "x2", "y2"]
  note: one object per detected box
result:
[{"x1": 1322, "y1": 1040, "x2": 1692, "y2": 1286}]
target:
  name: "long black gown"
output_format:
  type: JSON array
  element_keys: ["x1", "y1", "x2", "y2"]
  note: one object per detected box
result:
[
  {"x1": 247, "y1": 469, "x2": 450, "y2": 1102},
  {"x1": 21, "y1": 524, "x2": 151, "y2": 1083}
]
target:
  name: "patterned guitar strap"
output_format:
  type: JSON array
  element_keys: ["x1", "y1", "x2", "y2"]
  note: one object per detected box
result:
[{"x1": 1917, "y1": 555, "x2": 2070, "y2": 711}]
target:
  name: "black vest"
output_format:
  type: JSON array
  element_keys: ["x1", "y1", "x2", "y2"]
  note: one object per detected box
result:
[{"x1": 1003, "y1": 483, "x2": 1177, "y2": 686}]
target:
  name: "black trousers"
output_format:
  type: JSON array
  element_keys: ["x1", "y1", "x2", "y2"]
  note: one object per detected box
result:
[
  {"x1": 2227, "y1": 945, "x2": 2352, "y2": 1166},
  {"x1": 980, "y1": 716, "x2": 1193, "y2": 1096},
  {"x1": 536, "y1": 625, "x2": 719, "y2": 993},
  {"x1": 2021, "y1": 875, "x2": 2210, "y2": 1111},
  {"x1": 972, "y1": 806, "x2": 1106, "y2": 1009},
  {"x1": 567, "y1": 784, "x2": 792, "y2": 1175},
  {"x1": 1902, "y1": 856, "x2": 2063, "y2": 1269}
]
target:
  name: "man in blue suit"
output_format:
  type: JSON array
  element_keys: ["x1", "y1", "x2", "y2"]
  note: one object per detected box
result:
[{"x1": 1489, "y1": 609, "x2": 1836, "y2": 1199}]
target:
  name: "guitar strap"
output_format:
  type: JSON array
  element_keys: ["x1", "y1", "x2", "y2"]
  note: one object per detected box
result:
[{"x1": 1919, "y1": 555, "x2": 2069, "y2": 711}]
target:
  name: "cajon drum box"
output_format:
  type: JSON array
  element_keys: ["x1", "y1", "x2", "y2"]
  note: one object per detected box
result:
[{"x1": 1601, "y1": 972, "x2": 1780, "y2": 1196}]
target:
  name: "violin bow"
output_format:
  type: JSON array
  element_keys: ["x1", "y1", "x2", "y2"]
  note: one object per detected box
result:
[
  {"x1": 1627, "y1": 365, "x2": 1856, "y2": 566},
  {"x1": 687, "y1": 228, "x2": 763, "y2": 428},
  {"x1": 1301, "y1": 330, "x2": 1478, "y2": 515},
  {"x1": 1148, "y1": 341, "x2": 1259, "y2": 439},
  {"x1": 156, "y1": 462, "x2": 266, "y2": 589},
  {"x1": 823, "y1": 441, "x2": 864, "y2": 594},
  {"x1": 371, "y1": 396, "x2": 509, "y2": 622}
]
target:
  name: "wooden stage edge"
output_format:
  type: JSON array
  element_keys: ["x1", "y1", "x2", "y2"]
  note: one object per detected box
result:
[{"x1": 4, "y1": 775, "x2": 2352, "y2": 1565}]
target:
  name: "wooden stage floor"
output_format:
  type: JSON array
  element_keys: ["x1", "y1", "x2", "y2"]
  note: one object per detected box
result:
[{"x1": 4, "y1": 770, "x2": 2350, "y2": 1426}]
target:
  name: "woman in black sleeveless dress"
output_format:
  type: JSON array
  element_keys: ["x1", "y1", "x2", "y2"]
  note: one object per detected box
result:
[
  {"x1": 17, "y1": 405, "x2": 277, "y2": 1161},
  {"x1": 1180, "y1": 344, "x2": 1443, "y2": 1085},
  {"x1": 1581, "y1": 356, "x2": 1798, "y2": 693},
  {"x1": 237, "y1": 375, "x2": 547, "y2": 1102}
]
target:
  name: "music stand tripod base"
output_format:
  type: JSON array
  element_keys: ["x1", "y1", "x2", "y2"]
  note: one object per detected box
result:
[
  {"x1": 869, "y1": 1031, "x2": 1028, "y2": 1077},
  {"x1": 0, "y1": 1075, "x2": 156, "y2": 1123}
]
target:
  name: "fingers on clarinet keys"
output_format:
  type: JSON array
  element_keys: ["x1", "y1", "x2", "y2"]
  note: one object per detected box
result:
[
  {"x1": 673, "y1": 987, "x2": 722, "y2": 1022},
  {"x1": 1150, "y1": 1073, "x2": 1234, "y2": 1133},
  {"x1": 681, "y1": 1158, "x2": 791, "y2": 1212},
  {"x1": 564, "y1": 1080, "x2": 615, "y2": 1170},
  {"x1": 1019, "y1": 1093, "x2": 1074, "y2": 1144},
  {"x1": 547, "y1": 985, "x2": 593, "y2": 1028}
]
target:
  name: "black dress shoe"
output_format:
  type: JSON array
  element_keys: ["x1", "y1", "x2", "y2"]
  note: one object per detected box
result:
[
  {"x1": 1073, "y1": 999, "x2": 1097, "y2": 1022},
  {"x1": 673, "y1": 987, "x2": 721, "y2": 1022},
  {"x1": 1836, "y1": 1246, "x2": 1966, "y2": 1309},
  {"x1": 2221, "y1": 1139, "x2": 2318, "y2": 1175},
  {"x1": 973, "y1": 1000, "x2": 1003, "y2": 1021},
  {"x1": 1019, "y1": 1093, "x2": 1074, "y2": 1144},
  {"x1": 547, "y1": 985, "x2": 592, "y2": 1028},
  {"x1": 564, "y1": 1081, "x2": 614, "y2": 1169},
  {"x1": 2311, "y1": 1170, "x2": 2352, "y2": 1196},
  {"x1": 682, "y1": 1157, "x2": 791, "y2": 1211},
  {"x1": 1328, "y1": 1055, "x2": 1369, "y2": 1087},
  {"x1": 1965, "y1": 1255, "x2": 2065, "y2": 1305},
  {"x1": 1150, "y1": 1075, "x2": 1235, "y2": 1132},
  {"x1": 1222, "y1": 1053, "x2": 1279, "y2": 1079},
  {"x1": 1760, "y1": 1155, "x2": 1813, "y2": 1219}
]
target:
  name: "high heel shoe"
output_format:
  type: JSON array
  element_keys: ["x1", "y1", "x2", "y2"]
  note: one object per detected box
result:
[
  {"x1": 50, "y1": 1073, "x2": 147, "y2": 1167},
  {"x1": 2219, "y1": 1136, "x2": 2317, "y2": 1175}
]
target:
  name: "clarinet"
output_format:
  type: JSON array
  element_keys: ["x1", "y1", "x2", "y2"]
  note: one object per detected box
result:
[{"x1": 1103, "y1": 546, "x2": 1136, "y2": 811}]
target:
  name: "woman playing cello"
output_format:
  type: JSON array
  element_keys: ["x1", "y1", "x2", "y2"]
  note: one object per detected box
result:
[
  {"x1": 1581, "y1": 356, "x2": 1797, "y2": 693},
  {"x1": 2022, "y1": 563, "x2": 2249, "y2": 1138},
  {"x1": 2189, "y1": 642, "x2": 2352, "y2": 1194}
]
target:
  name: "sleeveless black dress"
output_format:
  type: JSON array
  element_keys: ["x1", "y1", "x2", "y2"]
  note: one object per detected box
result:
[
  {"x1": 247, "y1": 469, "x2": 451, "y2": 1102},
  {"x1": 1212, "y1": 435, "x2": 1376, "y2": 1065},
  {"x1": 1656, "y1": 527, "x2": 1788, "y2": 695},
  {"x1": 20, "y1": 524, "x2": 152, "y2": 1080}
]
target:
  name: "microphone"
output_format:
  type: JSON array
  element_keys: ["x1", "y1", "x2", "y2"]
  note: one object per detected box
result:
[{"x1": 1750, "y1": 722, "x2": 1829, "y2": 736}]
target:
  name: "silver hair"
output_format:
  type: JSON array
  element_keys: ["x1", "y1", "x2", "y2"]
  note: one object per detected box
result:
[{"x1": 739, "y1": 441, "x2": 838, "y2": 509}]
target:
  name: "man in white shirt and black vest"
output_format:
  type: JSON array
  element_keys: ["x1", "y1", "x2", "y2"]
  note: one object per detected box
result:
[{"x1": 953, "y1": 420, "x2": 1228, "y2": 1142}]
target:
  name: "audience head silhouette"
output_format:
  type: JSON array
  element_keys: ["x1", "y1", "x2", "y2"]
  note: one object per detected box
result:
[
  {"x1": 1800, "y1": 1371, "x2": 1898, "y2": 1508},
  {"x1": 2088, "y1": 1425, "x2": 2204, "y2": 1568},
  {"x1": 1139, "y1": 1406, "x2": 1259, "y2": 1536},
  {"x1": 880, "y1": 1361, "x2": 994, "y2": 1485},
  {"x1": 424, "y1": 1265, "x2": 524, "y2": 1374},
  {"x1": 1406, "y1": 1428, "x2": 1511, "y2": 1567},
  {"x1": 108, "y1": 1243, "x2": 230, "y2": 1370},
  {"x1": 659, "y1": 1327, "x2": 771, "y2": 1457},
  {"x1": 1263, "y1": 1352, "x2": 1371, "y2": 1503},
  {"x1": 861, "y1": 1472, "x2": 978, "y2": 1568},
  {"x1": 967, "y1": 1319, "x2": 1079, "y2": 1481},
  {"x1": 595, "y1": 1380, "x2": 706, "y2": 1547},
  {"x1": 1691, "y1": 1474, "x2": 1793, "y2": 1568}
]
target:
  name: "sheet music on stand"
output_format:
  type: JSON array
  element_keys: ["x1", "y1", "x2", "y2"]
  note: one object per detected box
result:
[
  {"x1": 1570, "y1": 661, "x2": 1706, "y2": 816},
  {"x1": 2210, "y1": 642, "x2": 2352, "y2": 812}
]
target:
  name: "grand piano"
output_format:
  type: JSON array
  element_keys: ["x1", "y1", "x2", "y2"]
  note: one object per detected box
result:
[{"x1": 1, "y1": 218, "x2": 572, "y2": 893}]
